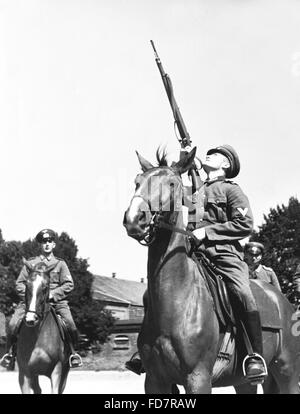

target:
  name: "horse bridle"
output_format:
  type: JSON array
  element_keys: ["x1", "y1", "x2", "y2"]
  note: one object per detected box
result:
[{"x1": 132, "y1": 194, "x2": 196, "y2": 247}]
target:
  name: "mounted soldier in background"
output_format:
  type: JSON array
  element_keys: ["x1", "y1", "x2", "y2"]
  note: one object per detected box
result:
[
  {"x1": 244, "y1": 242, "x2": 282, "y2": 291},
  {"x1": 0, "y1": 229, "x2": 82, "y2": 370}
]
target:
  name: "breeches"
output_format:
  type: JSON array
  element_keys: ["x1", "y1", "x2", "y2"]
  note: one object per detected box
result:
[
  {"x1": 208, "y1": 252, "x2": 258, "y2": 313},
  {"x1": 8, "y1": 301, "x2": 77, "y2": 335},
  {"x1": 54, "y1": 302, "x2": 77, "y2": 333}
]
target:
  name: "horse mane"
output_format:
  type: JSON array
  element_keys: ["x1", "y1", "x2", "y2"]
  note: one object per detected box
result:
[{"x1": 156, "y1": 147, "x2": 169, "y2": 167}]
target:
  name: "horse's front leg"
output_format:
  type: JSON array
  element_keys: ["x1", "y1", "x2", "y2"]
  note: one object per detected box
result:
[
  {"x1": 31, "y1": 376, "x2": 42, "y2": 394},
  {"x1": 50, "y1": 361, "x2": 63, "y2": 394},
  {"x1": 18, "y1": 371, "x2": 41, "y2": 394},
  {"x1": 144, "y1": 373, "x2": 173, "y2": 394},
  {"x1": 185, "y1": 365, "x2": 212, "y2": 394}
]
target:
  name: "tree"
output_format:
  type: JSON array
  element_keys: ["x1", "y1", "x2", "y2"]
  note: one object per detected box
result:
[
  {"x1": 251, "y1": 196, "x2": 300, "y2": 302},
  {"x1": 0, "y1": 240, "x2": 24, "y2": 315},
  {"x1": 0, "y1": 231, "x2": 115, "y2": 348}
]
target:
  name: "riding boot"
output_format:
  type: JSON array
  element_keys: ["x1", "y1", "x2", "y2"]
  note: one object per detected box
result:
[
  {"x1": 125, "y1": 352, "x2": 145, "y2": 375},
  {"x1": 67, "y1": 328, "x2": 83, "y2": 368},
  {"x1": 241, "y1": 310, "x2": 267, "y2": 384},
  {"x1": 0, "y1": 334, "x2": 17, "y2": 371}
]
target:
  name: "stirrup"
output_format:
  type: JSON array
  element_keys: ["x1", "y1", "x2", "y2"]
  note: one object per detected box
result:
[
  {"x1": 242, "y1": 353, "x2": 268, "y2": 385},
  {"x1": 69, "y1": 353, "x2": 83, "y2": 368}
]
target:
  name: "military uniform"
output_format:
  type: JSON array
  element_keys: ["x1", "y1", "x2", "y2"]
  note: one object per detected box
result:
[
  {"x1": 188, "y1": 145, "x2": 267, "y2": 383},
  {"x1": 249, "y1": 264, "x2": 281, "y2": 291},
  {"x1": 184, "y1": 176, "x2": 257, "y2": 313}
]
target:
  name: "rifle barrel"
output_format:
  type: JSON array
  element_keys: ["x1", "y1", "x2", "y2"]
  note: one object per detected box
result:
[
  {"x1": 149, "y1": 40, "x2": 202, "y2": 190},
  {"x1": 150, "y1": 40, "x2": 160, "y2": 61}
]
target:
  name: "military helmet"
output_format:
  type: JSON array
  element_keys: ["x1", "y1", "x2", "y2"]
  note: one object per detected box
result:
[
  {"x1": 35, "y1": 229, "x2": 57, "y2": 243},
  {"x1": 244, "y1": 241, "x2": 264, "y2": 255},
  {"x1": 207, "y1": 144, "x2": 240, "y2": 178}
]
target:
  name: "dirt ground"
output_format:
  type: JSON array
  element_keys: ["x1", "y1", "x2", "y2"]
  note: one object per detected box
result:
[
  {"x1": 0, "y1": 351, "x2": 265, "y2": 394},
  {"x1": 0, "y1": 369, "x2": 264, "y2": 394}
]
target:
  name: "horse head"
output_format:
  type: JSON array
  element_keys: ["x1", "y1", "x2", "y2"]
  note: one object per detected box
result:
[
  {"x1": 123, "y1": 147, "x2": 197, "y2": 245},
  {"x1": 23, "y1": 260, "x2": 52, "y2": 327}
]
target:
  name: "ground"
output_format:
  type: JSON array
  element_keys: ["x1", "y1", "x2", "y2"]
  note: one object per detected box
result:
[
  {"x1": 0, "y1": 352, "x2": 264, "y2": 394},
  {"x1": 0, "y1": 370, "x2": 250, "y2": 394}
]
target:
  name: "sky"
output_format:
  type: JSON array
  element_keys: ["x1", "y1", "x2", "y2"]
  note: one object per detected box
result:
[{"x1": 0, "y1": 0, "x2": 300, "y2": 281}]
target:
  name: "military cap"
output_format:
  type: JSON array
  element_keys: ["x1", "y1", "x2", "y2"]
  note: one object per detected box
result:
[
  {"x1": 244, "y1": 242, "x2": 264, "y2": 255},
  {"x1": 35, "y1": 229, "x2": 57, "y2": 243},
  {"x1": 207, "y1": 144, "x2": 240, "y2": 178}
]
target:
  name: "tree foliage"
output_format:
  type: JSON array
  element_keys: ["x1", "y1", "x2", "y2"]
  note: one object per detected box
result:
[
  {"x1": 251, "y1": 196, "x2": 300, "y2": 302},
  {"x1": 0, "y1": 231, "x2": 115, "y2": 348}
]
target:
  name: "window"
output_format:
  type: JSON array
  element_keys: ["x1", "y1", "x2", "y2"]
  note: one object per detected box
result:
[{"x1": 113, "y1": 335, "x2": 130, "y2": 350}]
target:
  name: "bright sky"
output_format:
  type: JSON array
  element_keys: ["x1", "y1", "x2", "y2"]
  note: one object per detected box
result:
[{"x1": 0, "y1": 0, "x2": 300, "y2": 281}]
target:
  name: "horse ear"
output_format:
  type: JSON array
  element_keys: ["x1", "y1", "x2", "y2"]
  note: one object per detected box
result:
[
  {"x1": 172, "y1": 147, "x2": 197, "y2": 175},
  {"x1": 136, "y1": 151, "x2": 154, "y2": 172}
]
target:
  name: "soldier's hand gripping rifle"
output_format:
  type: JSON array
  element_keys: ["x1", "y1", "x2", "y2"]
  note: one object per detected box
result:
[{"x1": 150, "y1": 40, "x2": 202, "y2": 192}]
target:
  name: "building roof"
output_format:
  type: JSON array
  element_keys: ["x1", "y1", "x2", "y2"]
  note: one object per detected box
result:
[{"x1": 92, "y1": 274, "x2": 147, "y2": 306}]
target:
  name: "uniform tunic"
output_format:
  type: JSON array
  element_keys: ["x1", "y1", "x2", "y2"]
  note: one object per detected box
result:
[
  {"x1": 9, "y1": 254, "x2": 76, "y2": 335},
  {"x1": 249, "y1": 264, "x2": 281, "y2": 291},
  {"x1": 184, "y1": 176, "x2": 257, "y2": 313}
]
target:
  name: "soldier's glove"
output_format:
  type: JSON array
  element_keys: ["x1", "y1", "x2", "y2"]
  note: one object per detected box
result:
[{"x1": 192, "y1": 228, "x2": 206, "y2": 245}]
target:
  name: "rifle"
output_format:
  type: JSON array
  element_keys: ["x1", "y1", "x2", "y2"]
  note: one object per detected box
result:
[{"x1": 150, "y1": 40, "x2": 202, "y2": 192}]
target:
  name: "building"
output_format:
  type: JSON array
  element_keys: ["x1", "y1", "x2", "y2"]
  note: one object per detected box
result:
[{"x1": 92, "y1": 273, "x2": 147, "y2": 356}]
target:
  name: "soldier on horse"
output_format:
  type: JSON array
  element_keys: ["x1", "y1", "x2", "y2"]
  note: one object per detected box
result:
[
  {"x1": 0, "y1": 229, "x2": 82, "y2": 370},
  {"x1": 126, "y1": 143, "x2": 268, "y2": 384}
]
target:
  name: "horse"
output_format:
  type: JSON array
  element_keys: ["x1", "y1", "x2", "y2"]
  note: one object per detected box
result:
[
  {"x1": 123, "y1": 148, "x2": 300, "y2": 394},
  {"x1": 17, "y1": 261, "x2": 70, "y2": 394}
]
